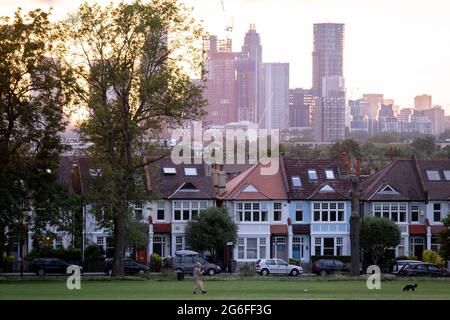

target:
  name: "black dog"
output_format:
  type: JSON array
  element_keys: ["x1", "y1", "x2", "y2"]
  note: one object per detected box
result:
[{"x1": 403, "y1": 283, "x2": 418, "y2": 291}]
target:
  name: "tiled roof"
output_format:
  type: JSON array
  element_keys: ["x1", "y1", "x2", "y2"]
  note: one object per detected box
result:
[
  {"x1": 292, "y1": 224, "x2": 310, "y2": 234},
  {"x1": 361, "y1": 158, "x2": 450, "y2": 201},
  {"x1": 270, "y1": 224, "x2": 288, "y2": 235},
  {"x1": 416, "y1": 160, "x2": 450, "y2": 201},
  {"x1": 148, "y1": 157, "x2": 216, "y2": 200},
  {"x1": 431, "y1": 225, "x2": 448, "y2": 235},
  {"x1": 409, "y1": 225, "x2": 426, "y2": 235},
  {"x1": 153, "y1": 223, "x2": 171, "y2": 233},
  {"x1": 221, "y1": 161, "x2": 288, "y2": 200},
  {"x1": 282, "y1": 156, "x2": 352, "y2": 200}
]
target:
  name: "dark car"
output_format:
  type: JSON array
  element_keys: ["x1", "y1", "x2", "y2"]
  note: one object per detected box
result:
[
  {"x1": 311, "y1": 259, "x2": 350, "y2": 276},
  {"x1": 104, "y1": 258, "x2": 149, "y2": 275},
  {"x1": 173, "y1": 254, "x2": 221, "y2": 276},
  {"x1": 398, "y1": 262, "x2": 449, "y2": 277},
  {"x1": 30, "y1": 258, "x2": 73, "y2": 276}
]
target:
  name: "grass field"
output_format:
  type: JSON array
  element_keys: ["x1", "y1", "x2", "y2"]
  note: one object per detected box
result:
[{"x1": 1, "y1": 277, "x2": 450, "y2": 300}]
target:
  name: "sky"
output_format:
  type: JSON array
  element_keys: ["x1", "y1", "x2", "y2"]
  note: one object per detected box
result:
[{"x1": 2, "y1": 0, "x2": 450, "y2": 113}]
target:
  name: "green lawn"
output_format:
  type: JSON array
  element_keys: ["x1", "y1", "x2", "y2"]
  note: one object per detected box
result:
[{"x1": 1, "y1": 277, "x2": 450, "y2": 300}]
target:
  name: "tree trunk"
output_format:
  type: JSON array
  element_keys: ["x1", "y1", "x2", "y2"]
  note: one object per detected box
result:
[
  {"x1": 350, "y1": 176, "x2": 361, "y2": 276},
  {"x1": 112, "y1": 205, "x2": 126, "y2": 277}
]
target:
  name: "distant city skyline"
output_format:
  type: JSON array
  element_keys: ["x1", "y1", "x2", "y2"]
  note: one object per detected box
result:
[{"x1": 2, "y1": 0, "x2": 450, "y2": 113}]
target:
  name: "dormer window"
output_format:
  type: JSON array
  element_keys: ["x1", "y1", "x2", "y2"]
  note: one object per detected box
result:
[
  {"x1": 325, "y1": 169, "x2": 335, "y2": 180},
  {"x1": 308, "y1": 169, "x2": 318, "y2": 180},
  {"x1": 163, "y1": 167, "x2": 176, "y2": 175},
  {"x1": 184, "y1": 167, "x2": 197, "y2": 176},
  {"x1": 426, "y1": 170, "x2": 441, "y2": 181},
  {"x1": 291, "y1": 176, "x2": 301, "y2": 187}
]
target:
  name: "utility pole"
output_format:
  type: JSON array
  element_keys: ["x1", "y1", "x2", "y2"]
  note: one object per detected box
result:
[{"x1": 350, "y1": 174, "x2": 361, "y2": 276}]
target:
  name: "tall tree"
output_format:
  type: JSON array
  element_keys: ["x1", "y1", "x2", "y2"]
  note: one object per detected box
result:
[
  {"x1": 350, "y1": 175, "x2": 361, "y2": 276},
  {"x1": 57, "y1": 0, "x2": 206, "y2": 276},
  {"x1": 0, "y1": 9, "x2": 72, "y2": 260}
]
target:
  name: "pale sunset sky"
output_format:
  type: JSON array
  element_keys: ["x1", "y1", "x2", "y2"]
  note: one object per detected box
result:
[{"x1": 1, "y1": 0, "x2": 450, "y2": 113}]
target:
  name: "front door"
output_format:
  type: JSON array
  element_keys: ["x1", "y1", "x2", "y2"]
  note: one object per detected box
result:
[
  {"x1": 292, "y1": 236, "x2": 310, "y2": 262},
  {"x1": 153, "y1": 235, "x2": 165, "y2": 257},
  {"x1": 410, "y1": 237, "x2": 425, "y2": 260},
  {"x1": 272, "y1": 237, "x2": 287, "y2": 261}
]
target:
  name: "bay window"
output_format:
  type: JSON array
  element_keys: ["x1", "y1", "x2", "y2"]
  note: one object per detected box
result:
[
  {"x1": 173, "y1": 201, "x2": 208, "y2": 221},
  {"x1": 236, "y1": 202, "x2": 268, "y2": 222},
  {"x1": 372, "y1": 203, "x2": 407, "y2": 223},
  {"x1": 236, "y1": 237, "x2": 267, "y2": 260},
  {"x1": 313, "y1": 237, "x2": 344, "y2": 256}
]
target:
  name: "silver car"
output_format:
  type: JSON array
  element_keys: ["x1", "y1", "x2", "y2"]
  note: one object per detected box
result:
[{"x1": 255, "y1": 259, "x2": 303, "y2": 276}]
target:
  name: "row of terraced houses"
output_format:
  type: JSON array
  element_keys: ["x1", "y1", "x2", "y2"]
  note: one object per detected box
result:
[{"x1": 13, "y1": 156, "x2": 450, "y2": 267}]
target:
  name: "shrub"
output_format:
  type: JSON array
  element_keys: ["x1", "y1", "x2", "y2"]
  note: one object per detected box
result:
[
  {"x1": 149, "y1": 253, "x2": 162, "y2": 272},
  {"x1": 422, "y1": 250, "x2": 446, "y2": 267},
  {"x1": 161, "y1": 256, "x2": 173, "y2": 269},
  {"x1": 288, "y1": 258, "x2": 300, "y2": 266},
  {"x1": 239, "y1": 263, "x2": 255, "y2": 277}
]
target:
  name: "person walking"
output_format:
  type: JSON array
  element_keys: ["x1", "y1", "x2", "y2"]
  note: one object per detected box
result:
[{"x1": 193, "y1": 262, "x2": 207, "y2": 294}]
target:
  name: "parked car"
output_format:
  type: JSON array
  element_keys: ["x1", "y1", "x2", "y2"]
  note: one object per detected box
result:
[
  {"x1": 30, "y1": 258, "x2": 80, "y2": 276},
  {"x1": 173, "y1": 252, "x2": 222, "y2": 276},
  {"x1": 398, "y1": 262, "x2": 449, "y2": 277},
  {"x1": 104, "y1": 258, "x2": 149, "y2": 275},
  {"x1": 391, "y1": 260, "x2": 422, "y2": 274},
  {"x1": 255, "y1": 259, "x2": 303, "y2": 276},
  {"x1": 311, "y1": 259, "x2": 350, "y2": 276}
]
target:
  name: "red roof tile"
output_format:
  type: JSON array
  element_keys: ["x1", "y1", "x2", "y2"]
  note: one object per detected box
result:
[{"x1": 222, "y1": 161, "x2": 287, "y2": 200}]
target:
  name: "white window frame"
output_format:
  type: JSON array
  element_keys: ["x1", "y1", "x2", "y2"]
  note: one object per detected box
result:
[
  {"x1": 433, "y1": 203, "x2": 441, "y2": 222},
  {"x1": 313, "y1": 236, "x2": 344, "y2": 256},
  {"x1": 312, "y1": 202, "x2": 346, "y2": 223},
  {"x1": 235, "y1": 202, "x2": 269, "y2": 223},
  {"x1": 372, "y1": 202, "x2": 408, "y2": 224},
  {"x1": 236, "y1": 237, "x2": 267, "y2": 260},
  {"x1": 173, "y1": 201, "x2": 209, "y2": 222},
  {"x1": 410, "y1": 203, "x2": 420, "y2": 223},
  {"x1": 96, "y1": 236, "x2": 104, "y2": 246}
]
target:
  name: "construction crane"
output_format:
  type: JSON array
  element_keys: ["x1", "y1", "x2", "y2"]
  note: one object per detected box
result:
[{"x1": 220, "y1": 0, "x2": 234, "y2": 39}]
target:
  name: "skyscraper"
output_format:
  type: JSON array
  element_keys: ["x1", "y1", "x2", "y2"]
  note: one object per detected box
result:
[
  {"x1": 362, "y1": 93, "x2": 384, "y2": 119},
  {"x1": 414, "y1": 94, "x2": 432, "y2": 110},
  {"x1": 201, "y1": 35, "x2": 237, "y2": 126},
  {"x1": 237, "y1": 25, "x2": 262, "y2": 124},
  {"x1": 313, "y1": 76, "x2": 346, "y2": 142},
  {"x1": 312, "y1": 23, "x2": 344, "y2": 96},
  {"x1": 311, "y1": 23, "x2": 346, "y2": 141},
  {"x1": 289, "y1": 88, "x2": 314, "y2": 128},
  {"x1": 259, "y1": 63, "x2": 289, "y2": 130},
  {"x1": 423, "y1": 106, "x2": 445, "y2": 135}
]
